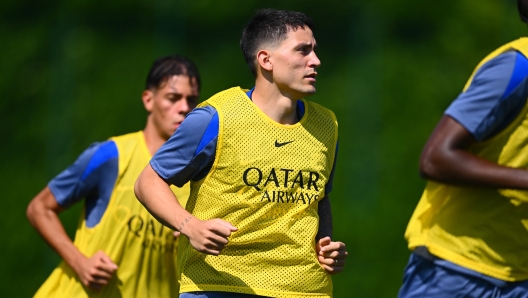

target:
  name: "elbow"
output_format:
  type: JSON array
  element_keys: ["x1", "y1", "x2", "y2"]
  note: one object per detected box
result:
[
  {"x1": 419, "y1": 157, "x2": 436, "y2": 180},
  {"x1": 419, "y1": 148, "x2": 462, "y2": 183},
  {"x1": 134, "y1": 169, "x2": 151, "y2": 205},
  {"x1": 134, "y1": 174, "x2": 143, "y2": 204},
  {"x1": 26, "y1": 199, "x2": 39, "y2": 227},
  {"x1": 419, "y1": 150, "x2": 446, "y2": 181}
]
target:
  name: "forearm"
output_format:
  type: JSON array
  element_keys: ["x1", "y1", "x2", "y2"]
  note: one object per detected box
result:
[
  {"x1": 421, "y1": 149, "x2": 528, "y2": 189},
  {"x1": 420, "y1": 116, "x2": 528, "y2": 190},
  {"x1": 134, "y1": 164, "x2": 193, "y2": 232},
  {"x1": 316, "y1": 195, "x2": 333, "y2": 241},
  {"x1": 26, "y1": 187, "x2": 87, "y2": 271}
]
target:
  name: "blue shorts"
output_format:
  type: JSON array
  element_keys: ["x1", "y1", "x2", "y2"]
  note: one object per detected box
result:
[
  {"x1": 398, "y1": 253, "x2": 528, "y2": 298},
  {"x1": 180, "y1": 292, "x2": 269, "y2": 298}
]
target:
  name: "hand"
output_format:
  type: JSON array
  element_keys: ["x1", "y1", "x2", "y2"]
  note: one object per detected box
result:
[
  {"x1": 74, "y1": 250, "x2": 118, "y2": 291},
  {"x1": 316, "y1": 237, "x2": 347, "y2": 274},
  {"x1": 182, "y1": 218, "x2": 238, "y2": 256}
]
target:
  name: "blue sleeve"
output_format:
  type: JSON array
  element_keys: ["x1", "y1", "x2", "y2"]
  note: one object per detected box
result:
[
  {"x1": 48, "y1": 141, "x2": 118, "y2": 227},
  {"x1": 151, "y1": 106, "x2": 218, "y2": 187},
  {"x1": 445, "y1": 51, "x2": 528, "y2": 141}
]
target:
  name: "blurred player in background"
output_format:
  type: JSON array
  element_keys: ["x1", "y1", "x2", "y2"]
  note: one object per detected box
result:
[
  {"x1": 26, "y1": 55, "x2": 200, "y2": 297},
  {"x1": 135, "y1": 9, "x2": 347, "y2": 298},
  {"x1": 399, "y1": 1, "x2": 528, "y2": 297}
]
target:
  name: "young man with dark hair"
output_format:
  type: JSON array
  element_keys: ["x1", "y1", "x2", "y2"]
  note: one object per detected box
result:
[
  {"x1": 27, "y1": 54, "x2": 200, "y2": 297},
  {"x1": 135, "y1": 9, "x2": 347, "y2": 298},
  {"x1": 398, "y1": 1, "x2": 528, "y2": 297}
]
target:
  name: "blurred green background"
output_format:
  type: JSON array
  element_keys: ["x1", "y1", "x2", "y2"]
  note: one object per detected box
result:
[{"x1": 2, "y1": 0, "x2": 525, "y2": 296}]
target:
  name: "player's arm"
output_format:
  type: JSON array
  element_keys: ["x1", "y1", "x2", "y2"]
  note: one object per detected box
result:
[
  {"x1": 316, "y1": 142, "x2": 338, "y2": 241},
  {"x1": 420, "y1": 115, "x2": 528, "y2": 189},
  {"x1": 315, "y1": 144, "x2": 347, "y2": 274},
  {"x1": 420, "y1": 51, "x2": 528, "y2": 189},
  {"x1": 135, "y1": 106, "x2": 237, "y2": 256},
  {"x1": 27, "y1": 142, "x2": 118, "y2": 290},
  {"x1": 27, "y1": 187, "x2": 117, "y2": 290},
  {"x1": 316, "y1": 195, "x2": 347, "y2": 275},
  {"x1": 316, "y1": 195, "x2": 333, "y2": 240}
]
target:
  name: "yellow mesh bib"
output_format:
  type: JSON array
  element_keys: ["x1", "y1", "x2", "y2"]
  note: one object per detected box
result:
[
  {"x1": 405, "y1": 38, "x2": 528, "y2": 281},
  {"x1": 178, "y1": 87, "x2": 338, "y2": 297},
  {"x1": 35, "y1": 131, "x2": 189, "y2": 297}
]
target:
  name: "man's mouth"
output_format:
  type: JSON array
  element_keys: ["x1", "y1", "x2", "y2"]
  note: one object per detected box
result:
[{"x1": 305, "y1": 73, "x2": 317, "y2": 81}]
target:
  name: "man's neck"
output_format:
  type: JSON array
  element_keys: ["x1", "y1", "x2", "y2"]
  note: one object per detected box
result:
[
  {"x1": 142, "y1": 120, "x2": 168, "y2": 156},
  {"x1": 252, "y1": 80, "x2": 299, "y2": 125}
]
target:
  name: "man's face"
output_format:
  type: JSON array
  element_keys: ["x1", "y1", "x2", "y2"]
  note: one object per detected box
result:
[
  {"x1": 269, "y1": 27, "x2": 320, "y2": 99},
  {"x1": 143, "y1": 75, "x2": 199, "y2": 140}
]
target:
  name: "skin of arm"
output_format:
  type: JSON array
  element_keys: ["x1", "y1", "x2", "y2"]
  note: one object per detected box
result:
[
  {"x1": 315, "y1": 195, "x2": 348, "y2": 274},
  {"x1": 134, "y1": 164, "x2": 238, "y2": 256},
  {"x1": 26, "y1": 187, "x2": 118, "y2": 290},
  {"x1": 420, "y1": 115, "x2": 528, "y2": 189}
]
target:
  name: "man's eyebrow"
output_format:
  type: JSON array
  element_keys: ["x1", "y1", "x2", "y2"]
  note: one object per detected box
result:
[{"x1": 296, "y1": 42, "x2": 317, "y2": 49}]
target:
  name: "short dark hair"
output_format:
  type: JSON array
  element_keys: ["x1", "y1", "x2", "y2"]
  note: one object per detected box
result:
[
  {"x1": 519, "y1": 0, "x2": 528, "y2": 23},
  {"x1": 240, "y1": 9, "x2": 315, "y2": 77},
  {"x1": 145, "y1": 55, "x2": 201, "y2": 91}
]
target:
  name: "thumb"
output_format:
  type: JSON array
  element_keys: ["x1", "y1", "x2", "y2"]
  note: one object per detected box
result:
[
  {"x1": 98, "y1": 251, "x2": 118, "y2": 270},
  {"x1": 318, "y1": 237, "x2": 332, "y2": 252},
  {"x1": 216, "y1": 219, "x2": 238, "y2": 231},
  {"x1": 173, "y1": 231, "x2": 181, "y2": 238}
]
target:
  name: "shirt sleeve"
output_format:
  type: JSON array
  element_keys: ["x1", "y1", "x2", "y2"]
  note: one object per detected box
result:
[
  {"x1": 445, "y1": 51, "x2": 528, "y2": 141},
  {"x1": 151, "y1": 106, "x2": 219, "y2": 187},
  {"x1": 48, "y1": 140, "x2": 119, "y2": 209},
  {"x1": 324, "y1": 142, "x2": 338, "y2": 195}
]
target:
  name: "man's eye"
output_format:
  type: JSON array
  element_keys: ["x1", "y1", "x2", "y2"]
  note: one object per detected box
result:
[{"x1": 167, "y1": 95, "x2": 182, "y2": 102}]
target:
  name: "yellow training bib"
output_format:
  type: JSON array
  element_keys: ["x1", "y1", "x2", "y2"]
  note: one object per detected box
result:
[{"x1": 178, "y1": 87, "x2": 338, "y2": 297}]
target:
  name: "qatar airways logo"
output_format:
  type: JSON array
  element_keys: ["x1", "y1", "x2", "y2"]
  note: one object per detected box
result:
[
  {"x1": 127, "y1": 215, "x2": 178, "y2": 253},
  {"x1": 242, "y1": 167, "x2": 322, "y2": 204}
]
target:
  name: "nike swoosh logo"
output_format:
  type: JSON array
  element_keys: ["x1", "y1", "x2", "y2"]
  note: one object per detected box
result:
[{"x1": 275, "y1": 140, "x2": 294, "y2": 147}]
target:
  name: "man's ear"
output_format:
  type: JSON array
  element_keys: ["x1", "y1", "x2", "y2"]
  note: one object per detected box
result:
[
  {"x1": 256, "y1": 49, "x2": 273, "y2": 72},
  {"x1": 142, "y1": 90, "x2": 154, "y2": 112}
]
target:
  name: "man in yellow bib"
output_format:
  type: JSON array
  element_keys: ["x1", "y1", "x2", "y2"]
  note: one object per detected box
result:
[
  {"x1": 135, "y1": 9, "x2": 348, "y2": 298},
  {"x1": 26, "y1": 55, "x2": 201, "y2": 297},
  {"x1": 398, "y1": 1, "x2": 528, "y2": 297}
]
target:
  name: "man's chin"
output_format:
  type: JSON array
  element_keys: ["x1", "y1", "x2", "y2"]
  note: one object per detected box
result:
[{"x1": 300, "y1": 87, "x2": 317, "y2": 97}]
